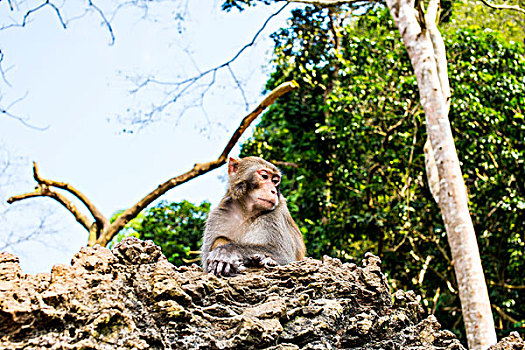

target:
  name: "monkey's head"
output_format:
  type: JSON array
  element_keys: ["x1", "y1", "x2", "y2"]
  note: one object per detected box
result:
[{"x1": 227, "y1": 156, "x2": 281, "y2": 212}]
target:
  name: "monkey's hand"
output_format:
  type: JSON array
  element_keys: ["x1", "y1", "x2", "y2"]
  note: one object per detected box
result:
[
  {"x1": 206, "y1": 245, "x2": 247, "y2": 277},
  {"x1": 248, "y1": 254, "x2": 279, "y2": 269}
]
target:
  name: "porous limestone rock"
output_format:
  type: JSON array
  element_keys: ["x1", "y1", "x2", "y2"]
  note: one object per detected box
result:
[
  {"x1": 0, "y1": 237, "x2": 517, "y2": 349},
  {"x1": 488, "y1": 332, "x2": 524, "y2": 350}
]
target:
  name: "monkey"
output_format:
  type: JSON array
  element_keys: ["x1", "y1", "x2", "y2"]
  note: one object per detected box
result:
[{"x1": 201, "y1": 156, "x2": 306, "y2": 277}]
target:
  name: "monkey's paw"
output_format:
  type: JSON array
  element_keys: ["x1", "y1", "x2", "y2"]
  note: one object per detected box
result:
[
  {"x1": 206, "y1": 246, "x2": 246, "y2": 277},
  {"x1": 249, "y1": 254, "x2": 279, "y2": 269}
]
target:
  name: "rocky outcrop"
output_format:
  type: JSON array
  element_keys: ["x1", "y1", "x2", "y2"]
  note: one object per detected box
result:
[
  {"x1": 488, "y1": 332, "x2": 524, "y2": 350},
  {"x1": 0, "y1": 237, "x2": 518, "y2": 349}
]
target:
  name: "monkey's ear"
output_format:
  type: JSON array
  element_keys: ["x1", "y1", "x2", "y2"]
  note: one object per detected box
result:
[{"x1": 228, "y1": 157, "x2": 240, "y2": 176}]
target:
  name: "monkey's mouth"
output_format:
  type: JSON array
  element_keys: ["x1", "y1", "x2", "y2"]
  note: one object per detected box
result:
[{"x1": 258, "y1": 198, "x2": 276, "y2": 207}]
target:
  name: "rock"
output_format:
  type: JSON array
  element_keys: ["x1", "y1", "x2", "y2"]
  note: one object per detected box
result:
[
  {"x1": 488, "y1": 332, "x2": 524, "y2": 350},
  {"x1": 0, "y1": 237, "x2": 515, "y2": 349}
]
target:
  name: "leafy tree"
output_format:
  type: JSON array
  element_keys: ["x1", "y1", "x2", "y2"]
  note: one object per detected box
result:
[
  {"x1": 447, "y1": 0, "x2": 525, "y2": 43},
  {"x1": 111, "y1": 200, "x2": 210, "y2": 266},
  {"x1": 240, "y1": 6, "x2": 524, "y2": 340}
]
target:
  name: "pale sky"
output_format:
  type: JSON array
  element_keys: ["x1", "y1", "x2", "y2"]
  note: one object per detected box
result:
[{"x1": 0, "y1": 0, "x2": 297, "y2": 273}]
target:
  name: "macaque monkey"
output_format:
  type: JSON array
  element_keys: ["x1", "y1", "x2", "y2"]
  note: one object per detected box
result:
[{"x1": 201, "y1": 156, "x2": 306, "y2": 276}]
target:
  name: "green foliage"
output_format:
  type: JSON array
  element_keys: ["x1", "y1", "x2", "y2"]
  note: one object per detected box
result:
[
  {"x1": 111, "y1": 200, "x2": 210, "y2": 266},
  {"x1": 446, "y1": 0, "x2": 525, "y2": 44},
  {"x1": 241, "y1": 6, "x2": 524, "y2": 340}
]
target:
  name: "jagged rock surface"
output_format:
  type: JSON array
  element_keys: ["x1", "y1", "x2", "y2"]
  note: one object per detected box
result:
[
  {"x1": 488, "y1": 332, "x2": 524, "y2": 350},
  {"x1": 0, "y1": 237, "x2": 514, "y2": 349}
]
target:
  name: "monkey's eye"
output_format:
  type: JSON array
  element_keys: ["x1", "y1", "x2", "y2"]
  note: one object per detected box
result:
[
  {"x1": 272, "y1": 176, "x2": 280, "y2": 185},
  {"x1": 259, "y1": 170, "x2": 269, "y2": 180}
]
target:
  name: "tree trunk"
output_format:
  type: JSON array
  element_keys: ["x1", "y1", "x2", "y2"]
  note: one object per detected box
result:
[{"x1": 385, "y1": 0, "x2": 497, "y2": 348}]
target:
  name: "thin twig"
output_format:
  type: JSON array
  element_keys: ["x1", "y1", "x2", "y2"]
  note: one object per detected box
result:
[
  {"x1": 134, "y1": 3, "x2": 290, "y2": 90},
  {"x1": 0, "y1": 215, "x2": 56, "y2": 251},
  {"x1": 287, "y1": 0, "x2": 371, "y2": 6},
  {"x1": 88, "y1": 0, "x2": 115, "y2": 45},
  {"x1": 1, "y1": 107, "x2": 50, "y2": 131},
  {"x1": 1, "y1": 91, "x2": 49, "y2": 130},
  {"x1": 1, "y1": 1, "x2": 67, "y2": 30},
  {"x1": 129, "y1": 3, "x2": 290, "y2": 123},
  {"x1": 227, "y1": 65, "x2": 250, "y2": 111},
  {"x1": 0, "y1": 50, "x2": 13, "y2": 87},
  {"x1": 489, "y1": 280, "x2": 525, "y2": 290},
  {"x1": 478, "y1": 0, "x2": 525, "y2": 14}
]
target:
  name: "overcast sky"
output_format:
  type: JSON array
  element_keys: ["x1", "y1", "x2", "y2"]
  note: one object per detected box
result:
[{"x1": 0, "y1": 0, "x2": 297, "y2": 273}]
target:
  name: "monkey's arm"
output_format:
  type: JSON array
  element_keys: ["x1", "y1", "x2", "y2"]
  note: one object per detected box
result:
[
  {"x1": 206, "y1": 243, "x2": 246, "y2": 277},
  {"x1": 205, "y1": 242, "x2": 279, "y2": 277}
]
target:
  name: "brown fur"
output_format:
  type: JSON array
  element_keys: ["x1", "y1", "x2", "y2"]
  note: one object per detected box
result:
[{"x1": 201, "y1": 156, "x2": 306, "y2": 276}]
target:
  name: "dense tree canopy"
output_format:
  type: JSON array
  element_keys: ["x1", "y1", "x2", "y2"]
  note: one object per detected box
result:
[
  {"x1": 239, "y1": 6, "x2": 524, "y2": 339},
  {"x1": 448, "y1": 0, "x2": 525, "y2": 43}
]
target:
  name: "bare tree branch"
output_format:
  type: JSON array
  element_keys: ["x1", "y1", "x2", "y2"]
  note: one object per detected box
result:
[
  {"x1": 489, "y1": 280, "x2": 525, "y2": 290},
  {"x1": 0, "y1": 109, "x2": 46, "y2": 130},
  {"x1": 31, "y1": 162, "x2": 109, "y2": 229},
  {"x1": 0, "y1": 215, "x2": 55, "y2": 251},
  {"x1": 1, "y1": 1, "x2": 119, "y2": 46},
  {"x1": 227, "y1": 65, "x2": 250, "y2": 111},
  {"x1": 478, "y1": 0, "x2": 525, "y2": 14},
  {"x1": 129, "y1": 3, "x2": 290, "y2": 124},
  {"x1": 492, "y1": 304, "x2": 521, "y2": 325},
  {"x1": 8, "y1": 184, "x2": 93, "y2": 232},
  {"x1": 0, "y1": 0, "x2": 67, "y2": 30},
  {"x1": 286, "y1": 0, "x2": 351, "y2": 4},
  {"x1": 103, "y1": 80, "x2": 299, "y2": 247},
  {"x1": 7, "y1": 81, "x2": 299, "y2": 247},
  {"x1": 6, "y1": 161, "x2": 97, "y2": 233},
  {"x1": 1, "y1": 1, "x2": 118, "y2": 130},
  {"x1": 1, "y1": 93, "x2": 50, "y2": 131},
  {"x1": 0, "y1": 50, "x2": 13, "y2": 87},
  {"x1": 285, "y1": 0, "x2": 372, "y2": 6},
  {"x1": 0, "y1": 0, "x2": 122, "y2": 35},
  {"x1": 88, "y1": 0, "x2": 116, "y2": 45}
]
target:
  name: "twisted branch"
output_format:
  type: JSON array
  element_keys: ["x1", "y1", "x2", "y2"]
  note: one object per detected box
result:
[
  {"x1": 104, "y1": 80, "x2": 299, "y2": 247},
  {"x1": 8, "y1": 81, "x2": 299, "y2": 247},
  {"x1": 8, "y1": 180, "x2": 93, "y2": 232}
]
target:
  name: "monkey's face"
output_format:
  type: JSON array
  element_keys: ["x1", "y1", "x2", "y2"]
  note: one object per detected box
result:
[{"x1": 247, "y1": 168, "x2": 281, "y2": 211}]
